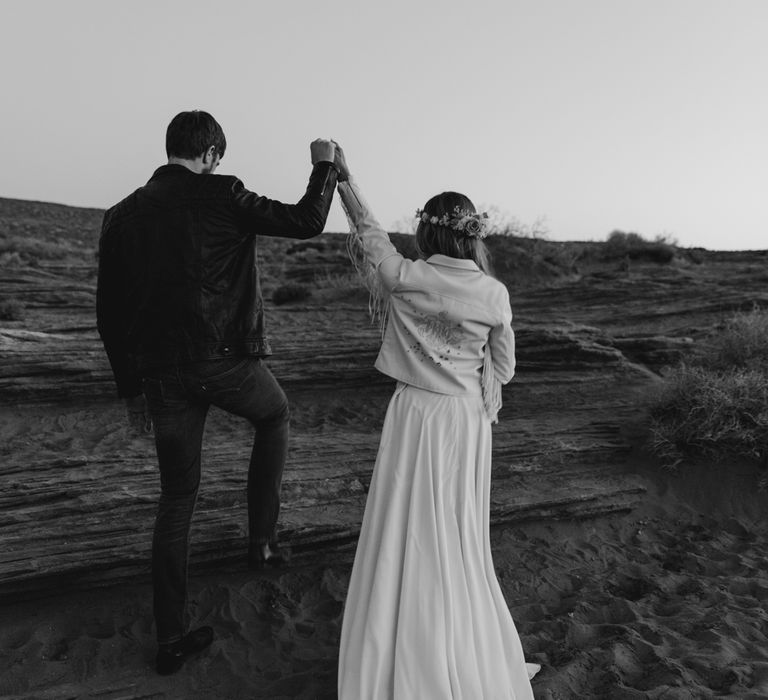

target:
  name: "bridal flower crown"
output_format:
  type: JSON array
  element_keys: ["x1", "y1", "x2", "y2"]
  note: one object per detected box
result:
[{"x1": 415, "y1": 206, "x2": 490, "y2": 239}]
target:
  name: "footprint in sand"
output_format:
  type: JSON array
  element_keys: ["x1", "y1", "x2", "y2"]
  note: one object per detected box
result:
[
  {"x1": 684, "y1": 655, "x2": 740, "y2": 694},
  {"x1": 564, "y1": 621, "x2": 596, "y2": 650},
  {"x1": 578, "y1": 597, "x2": 638, "y2": 625},
  {"x1": 661, "y1": 549, "x2": 702, "y2": 575},
  {"x1": 633, "y1": 621, "x2": 665, "y2": 646},
  {"x1": 699, "y1": 588, "x2": 728, "y2": 610},
  {"x1": 674, "y1": 577, "x2": 704, "y2": 598},
  {"x1": 606, "y1": 637, "x2": 687, "y2": 693},
  {"x1": 606, "y1": 574, "x2": 657, "y2": 602},
  {"x1": 609, "y1": 639, "x2": 654, "y2": 688},
  {"x1": 651, "y1": 595, "x2": 684, "y2": 618},
  {"x1": 722, "y1": 517, "x2": 756, "y2": 540},
  {"x1": 705, "y1": 548, "x2": 745, "y2": 573},
  {"x1": 510, "y1": 602, "x2": 547, "y2": 624},
  {"x1": 728, "y1": 578, "x2": 768, "y2": 601}
]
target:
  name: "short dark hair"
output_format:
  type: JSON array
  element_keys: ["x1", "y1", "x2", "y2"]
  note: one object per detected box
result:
[
  {"x1": 415, "y1": 191, "x2": 491, "y2": 274},
  {"x1": 165, "y1": 110, "x2": 226, "y2": 159}
]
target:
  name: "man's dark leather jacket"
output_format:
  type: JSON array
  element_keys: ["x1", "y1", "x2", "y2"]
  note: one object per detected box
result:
[{"x1": 97, "y1": 161, "x2": 338, "y2": 398}]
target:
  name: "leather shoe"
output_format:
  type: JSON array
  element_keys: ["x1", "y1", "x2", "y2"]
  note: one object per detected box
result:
[
  {"x1": 248, "y1": 542, "x2": 290, "y2": 570},
  {"x1": 156, "y1": 626, "x2": 214, "y2": 675}
]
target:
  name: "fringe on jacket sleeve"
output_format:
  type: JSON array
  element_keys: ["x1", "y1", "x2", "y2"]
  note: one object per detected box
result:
[
  {"x1": 338, "y1": 179, "x2": 390, "y2": 337},
  {"x1": 481, "y1": 345, "x2": 503, "y2": 424}
]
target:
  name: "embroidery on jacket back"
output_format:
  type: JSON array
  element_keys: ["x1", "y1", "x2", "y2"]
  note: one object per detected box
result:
[{"x1": 410, "y1": 310, "x2": 466, "y2": 368}]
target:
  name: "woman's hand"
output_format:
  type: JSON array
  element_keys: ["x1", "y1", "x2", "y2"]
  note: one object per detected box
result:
[{"x1": 332, "y1": 141, "x2": 350, "y2": 181}]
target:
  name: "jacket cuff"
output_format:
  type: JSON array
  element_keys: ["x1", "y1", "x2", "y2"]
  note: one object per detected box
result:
[{"x1": 310, "y1": 161, "x2": 338, "y2": 196}]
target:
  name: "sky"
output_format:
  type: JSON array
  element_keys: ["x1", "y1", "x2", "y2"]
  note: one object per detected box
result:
[{"x1": 1, "y1": 0, "x2": 766, "y2": 250}]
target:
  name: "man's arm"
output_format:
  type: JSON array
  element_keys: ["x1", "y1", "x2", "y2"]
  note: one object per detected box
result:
[
  {"x1": 96, "y1": 218, "x2": 142, "y2": 399},
  {"x1": 231, "y1": 139, "x2": 339, "y2": 239}
]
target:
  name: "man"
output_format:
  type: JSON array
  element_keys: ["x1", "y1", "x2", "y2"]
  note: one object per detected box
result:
[{"x1": 96, "y1": 110, "x2": 341, "y2": 674}]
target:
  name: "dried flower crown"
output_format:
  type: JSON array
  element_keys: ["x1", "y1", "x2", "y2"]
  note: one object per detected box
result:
[{"x1": 415, "y1": 206, "x2": 490, "y2": 239}]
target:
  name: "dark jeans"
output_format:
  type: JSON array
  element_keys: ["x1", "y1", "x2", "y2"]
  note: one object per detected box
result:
[{"x1": 141, "y1": 357, "x2": 289, "y2": 644}]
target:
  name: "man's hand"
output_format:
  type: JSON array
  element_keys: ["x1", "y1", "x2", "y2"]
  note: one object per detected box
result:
[
  {"x1": 310, "y1": 138, "x2": 336, "y2": 164},
  {"x1": 332, "y1": 141, "x2": 350, "y2": 182},
  {"x1": 125, "y1": 394, "x2": 152, "y2": 435}
]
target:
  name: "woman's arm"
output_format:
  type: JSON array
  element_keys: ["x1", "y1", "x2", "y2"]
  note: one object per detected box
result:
[
  {"x1": 337, "y1": 177, "x2": 403, "y2": 292},
  {"x1": 481, "y1": 291, "x2": 515, "y2": 422},
  {"x1": 334, "y1": 145, "x2": 403, "y2": 291},
  {"x1": 489, "y1": 290, "x2": 516, "y2": 384}
]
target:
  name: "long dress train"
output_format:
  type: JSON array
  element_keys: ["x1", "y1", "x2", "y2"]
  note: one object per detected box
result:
[{"x1": 338, "y1": 383, "x2": 535, "y2": 699}]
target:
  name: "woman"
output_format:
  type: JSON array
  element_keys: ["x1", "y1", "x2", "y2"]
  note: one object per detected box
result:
[{"x1": 335, "y1": 147, "x2": 538, "y2": 699}]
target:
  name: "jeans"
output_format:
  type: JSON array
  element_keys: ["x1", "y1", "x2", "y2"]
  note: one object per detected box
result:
[{"x1": 141, "y1": 357, "x2": 289, "y2": 644}]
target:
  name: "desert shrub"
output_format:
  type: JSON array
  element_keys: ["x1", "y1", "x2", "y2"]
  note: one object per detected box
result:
[
  {"x1": 0, "y1": 298, "x2": 24, "y2": 321},
  {"x1": 648, "y1": 365, "x2": 768, "y2": 468},
  {"x1": 604, "y1": 230, "x2": 676, "y2": 263},
  {"x1": 504, "y1": 217, "x2": 583, "y2": 273},
  {"x1": 522, "y1": 236, "x2": 583, "y2": 273},
  {"x1": 486, "y1": 235, "x2": 583, "y2": 287},
  {"x1": 648, "y1": 307, "x2": 768, "y2": 469},
  {"x1": 699, "y1": 307, "x2": 768, "y2": 371},
  {"x1": 0, "y1": 234, "x2": 75, "y2": 264},
  {"x1": 272, "y1": 283, "x2": 311, "y2": 305},
  {"x1": 487, "y1": 210, "x2": 550, "y2": 240}
]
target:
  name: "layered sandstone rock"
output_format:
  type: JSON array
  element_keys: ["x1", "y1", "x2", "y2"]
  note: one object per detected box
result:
[{"x1": 1, "y1": 197, "x2": 766, "y2": 597}]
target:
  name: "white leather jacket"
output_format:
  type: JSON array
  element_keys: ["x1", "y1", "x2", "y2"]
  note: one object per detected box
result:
[{"x1": 338, "y1": 178, "x2": 515, "y2": 411}]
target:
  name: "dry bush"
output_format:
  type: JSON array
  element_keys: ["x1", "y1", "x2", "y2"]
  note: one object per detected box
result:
[
  {"x1": 487, "y1": 235, "x2": 583, "y2": 287},
  {"x1": 699, "y1": 307, "x2": 768, "y2": 371},
  {"x1": 493, "y1": 215, "x2": 584, "y2": 278},
  {"x1": 604, "y1": 230, "x2": 676, "y2": 263},
  {"x1": 649, "y1": 365, "x2": 768, "y2": 468},
  {"x1": 0, "y1": 234, "x2": 75, "y2": 265},
  {"x1": 648, "y1": 307, "x2": 768, "y2": 470}
]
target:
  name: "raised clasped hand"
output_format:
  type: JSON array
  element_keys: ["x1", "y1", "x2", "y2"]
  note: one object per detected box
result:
[{"x1": 310, "y1": 138, "x2": 336, "y2": 164}]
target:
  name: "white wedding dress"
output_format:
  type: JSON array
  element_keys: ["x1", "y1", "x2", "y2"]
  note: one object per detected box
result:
[{"x1": 338, "y1": 385, "x2": 538, "y2": 699}]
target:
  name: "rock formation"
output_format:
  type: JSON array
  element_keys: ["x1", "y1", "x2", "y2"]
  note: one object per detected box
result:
[{"x1": 1, "y1": 197, "x2": 766, "y2": 598}]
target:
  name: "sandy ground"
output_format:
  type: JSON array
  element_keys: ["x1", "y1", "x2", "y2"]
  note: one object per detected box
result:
[{"x1": 2, "y1": 458, "x2": 767, "y2": 700}]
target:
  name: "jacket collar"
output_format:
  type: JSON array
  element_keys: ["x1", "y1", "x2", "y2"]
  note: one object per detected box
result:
[
  {"x1": 149, "y1": 163, "x2": 197, "y2": 181},
  {"x1": 427, "y1": 254, "x2": 480, "y2": 271}
]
